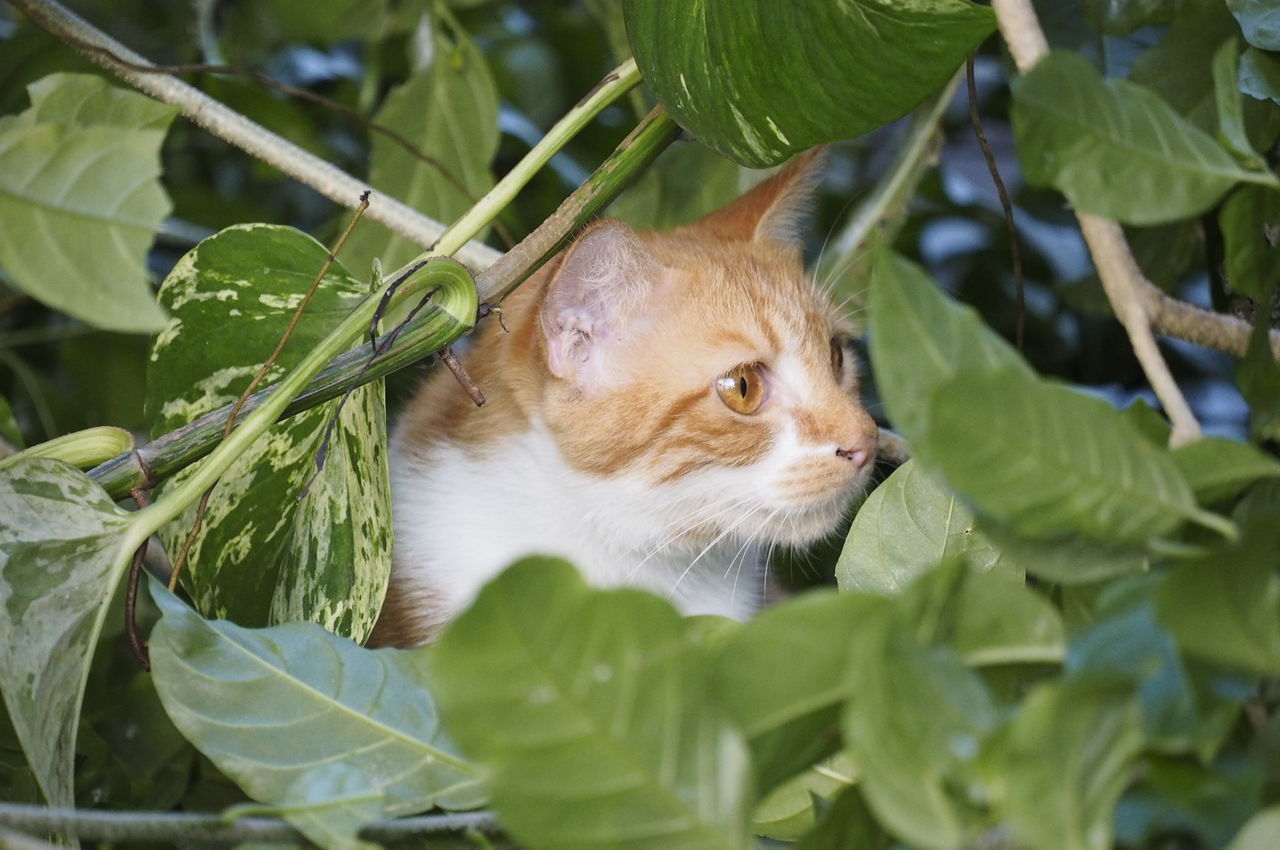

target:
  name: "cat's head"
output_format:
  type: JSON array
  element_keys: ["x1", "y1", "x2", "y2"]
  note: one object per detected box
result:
[{"x1": 534, "y1": 148, "x2": 878, "y2": 548}]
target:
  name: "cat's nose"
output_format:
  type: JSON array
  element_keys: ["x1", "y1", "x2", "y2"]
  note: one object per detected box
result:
[{"x1": 835, "y1": 433, "x2": 876, "y2": 468}]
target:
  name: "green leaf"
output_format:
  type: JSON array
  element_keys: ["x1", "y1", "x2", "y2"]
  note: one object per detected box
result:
[
  {"x1": 1220, "y1": 185, "x2": 1280, "y2": 299},
  {"x1": 1012, "y1": 51, "x2": 1276, "y2": 225},
  {"x1": 1229, "y1": 0, "x2": 1280, "y2": 50},
  {"x1": 867, "y1": 248, "x2": 1029, "y2": 446},
  {"x1": 0, "y1": 395, "x2": 21, "y2": 449},
  {"x1": 902, "y1": 561, "x2": 1064, "y2": 668},
  {"x1": 1214, "y1": 39, "x2": 1270, "y2": 170},
  {"x1": 751, "y1": 752, "x2": 856, "y2": 841},
  {"x1": 0, "y1": 458, "x2": 133, "y2": 807},
  {"x1": 1082, "y1": 0, "x2": 1176, "y2": 34},
  {"x1": 1171, "y1": 436, "x2": 1280, "y2": 503},
  {"x1": 1228, "y1": 806, "x2": 1280, "y2": 850},
  {"x1": 342, "y1": 11, "x2": 498, "y2": 276},
  {"x1": 920, "y1": 369, "x2": 1204, "y2": 545},
  {"x1": 842, "y1": 624, "x2": 996, "y2": 849},
  {"x1": 606, "y1": 140, "x2": 742, "y2": 231},
  {"x1": 1157, "y1": 481, "x2": 1280, "y2": 675},
  {"x1": 1240, "y1": 47, "x2": 1280, "y2": 103},
  {"x1": 146, "y1": 224, "x2": 391, "y2": 641},
  {"x1": 837, "y1": 460, "x2": 1009, "y2": 596},
  {"x1": 715, "y1": 590, "x2": 888, "y2": 791},
  {"x1": 432, "y1": 558, "x2": 751, "y2": 850},
  {"x1": 622, "y1": 0, "x2": 994, "y2": 167},
  {"x1": 976, "y1": 520, "x2": 1150, "y2": 584},
  {"x1": 982, "y1": 677, "x2": 1143, "y2": 850},
  {"x1": 1128, "y1": 4, "x2": 1240, "y2": 133},
  {"x1": 1238, "y1": 289, "x2": 1280, "y2": 442},
  {"x1": 148, "y1": 583, "x2": 483, "y2": 850},
  {"x1": 0, "y1": 73, "x2": 173, "y2": 331},
  {"x1": 792, "y1": 787, "x2": 890, "y2": 850}
]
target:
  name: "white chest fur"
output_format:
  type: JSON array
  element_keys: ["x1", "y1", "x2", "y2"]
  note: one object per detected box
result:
[{"x1": 390, "y1": 421, "x2": 763, "y2": 622}]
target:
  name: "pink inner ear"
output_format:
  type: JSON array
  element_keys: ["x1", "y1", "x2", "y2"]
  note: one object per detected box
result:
[{"x1": 540, "y1": 219, "x2": 652, "y2": 383}]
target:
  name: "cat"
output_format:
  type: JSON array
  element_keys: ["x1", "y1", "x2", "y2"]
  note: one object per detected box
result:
[{"x1": 371, "y1": 148, "x2": 879, "y2": 648}]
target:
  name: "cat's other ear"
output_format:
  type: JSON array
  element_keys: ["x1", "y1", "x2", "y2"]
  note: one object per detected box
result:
[
  {"x1": 690, "y1": 146, "x2": 825, "y2": 249},
  {"x1": 540, "y1": 219, "x2": 656, "y2": 386}
]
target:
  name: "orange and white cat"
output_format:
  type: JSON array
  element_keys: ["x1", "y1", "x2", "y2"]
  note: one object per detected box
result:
[{"x1": 372, "y1": 149, "x2": 878, "y2": 647}]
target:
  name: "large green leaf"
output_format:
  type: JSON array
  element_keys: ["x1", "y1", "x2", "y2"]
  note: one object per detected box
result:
[
  {"x1": 842, "y1": 623, "x2": 996, "y2": 849},
  {"x1": 1240, "y1": 47, "x2": 1280, "y2": 103},
  {"x1": 342, "y1": 11, "x2": 498, "y2": 276},
  {"x1": 0, "y1": 458, "x2": 134, "y2": 808},
  {"x1": 981, "y1": 678, "x2": 1143, "y2": 850},
  {"x1": 1157, "y1": 481, "x2": 1280, "y2": 676},
  {"x1": 1012, "y1": 51, "x2": 1276, "y2": 225},
  {"x1": 148, "y1": 584, "x2": 483, "y2": 849},
  {"x1": 751, "y1": 752, "x2": 856, "y2": 841},
  {"x1": 714, "y1": 590, "x2": 889, "y2": 791},
  {"x1": 1220, "y1": 185, "x2": 1280, "y2": 299},
  {"x1": 622, "y1": 0, "x2": 994, "y2": 167},
  {"x1": 1171, "y1": 435, "x2": 1280, "y2": 503},
  {"x1": 606, "y1": 140, "x2": 742, "y2": 231},
  {"x1": 837, "y1": 460, "x2": 1008, "y2": 596},
  {"x1": 432, "y1": 558, "x2": 751, "y2": 850},
  {"x1": 867, "y1": 248, "x2": 1029, "y2": 446},
  {"x1": 0, "y1": 73, "x2": 173, "y2": 331},
  {"x1": 1229, "y1": 0, "x2": 1280, "y2": 50},
  {"x1": 1214, "y1": 39, "x2": 1270, "y2": 170},
  {"x1": 146, "y1": 224, "x2": 390, "y2": 640},
  {"x1": 920, "y1": 370, "x2": 1204, "y2": 545}
]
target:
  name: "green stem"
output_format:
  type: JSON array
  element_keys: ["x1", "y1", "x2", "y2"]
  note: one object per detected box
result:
[
  {"x1": 0, "y1": 426, "x2": 132, "y2": 473},
  {"x1": 89, "y1": 107, "x2": 681, "y2": 500},
  {"x1": 114, "y1": 260, "x2": 475, "y2": 558}
]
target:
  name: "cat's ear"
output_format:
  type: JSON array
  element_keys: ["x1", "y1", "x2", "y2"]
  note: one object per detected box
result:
[
  {"x1": 690, "y1": 146, "x2": 825, "y2": 248},
  {"x1": 540, "y1": 219, "x2": 657, "y2": 385}
]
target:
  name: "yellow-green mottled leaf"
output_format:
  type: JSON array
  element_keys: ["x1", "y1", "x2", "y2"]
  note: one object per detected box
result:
[{"x1": 146, "y1": 224, "x2": 390, "y2": 641}]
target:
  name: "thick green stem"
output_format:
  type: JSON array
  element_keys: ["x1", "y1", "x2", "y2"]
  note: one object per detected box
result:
[
  {"x1": 90, "y1": 107, "x2": 682, "y2": 500},
  {"x1": 0, "y1": 426, "x2": 132, "y2": 473}
]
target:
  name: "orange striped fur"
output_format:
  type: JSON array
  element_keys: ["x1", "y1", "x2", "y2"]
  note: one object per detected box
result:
[{"x1": 372, "y1": 149, "x2": 878, "y2": 647}]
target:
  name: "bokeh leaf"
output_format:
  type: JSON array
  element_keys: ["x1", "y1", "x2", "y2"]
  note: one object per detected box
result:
[
  {"x1": 1012, "y1": 51, "x2": 1275, "y2": 225},
  {"x1": 622, "y1": 0, "x2": 993, "y2": 167},
  {"x1": 1220, "y1": 184, "x2": 1280, "y2": 299},
  {"x1": 342, "y1": 10, "x2": 498, "y2": 275},
  {"x1": 146, "y1": 224, "x2": 390, "y2": 640},
  {"x1": 432, "y1": 558, "x2": 751, "y2": 850},
  {"x1": 1171, "y1": 435, "x2": 1280, "y2": 503},
  {"x1": 1240, "y1": 47, "x2": 1280, "y2": 103},
  {"x1": 843, "y1": 622, "x2": 996, "y2": 849},
  {"x1": 148, "y1": 583, "x2": 484, "y2": 849},
  {"x1": 1229, "y1": 0, "x2": 1280, "y2": 50},
  {"x1": 0, "y1": 73, "x2": 173, "y2": 331},
  {"x1": 0, "y1": 458, "x2": 133, "y2": 808},
  {"x1": 1228, "y1": 806, "x2": 1280, "y2": 850},
  {"x1": 982, "y1": 677, "x2": 1143, "y2": 850}
]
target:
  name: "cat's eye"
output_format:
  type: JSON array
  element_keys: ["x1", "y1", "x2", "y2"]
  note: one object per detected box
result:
[
  {"x1": 715, "y1": 363, "x2": 766, "y2": 415},
  {"x1": 830, "y1": 337, "x2": 845, "y2": 378}
]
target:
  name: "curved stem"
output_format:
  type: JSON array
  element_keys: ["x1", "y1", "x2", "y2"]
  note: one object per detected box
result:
[
  {"x1": 9, "y1": 0, "x2": 502, "y2": 272},
  {"x1": 991, "y1": 0, "x2": 1203, "y2": 447}
]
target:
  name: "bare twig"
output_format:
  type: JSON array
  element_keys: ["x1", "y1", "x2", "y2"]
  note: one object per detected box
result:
[
  {"x1": 8, "y1": 0, "x2": 502, "y2": 272},
  {"x1": 991, "y1": 0, "x2": 1203, "y2": 446},
  {"x1": 126, "y1": 488, "x2": 151, "y2": 670},
  {"x1": 168, "y1": 194, "x2": 371, "y2": 591},
  {"x1": 440, "y1": 347, "x2": 486, "y2": 406},
  {"x1": 966, "y1": 55, "x2": 1025, "y2": 353}
]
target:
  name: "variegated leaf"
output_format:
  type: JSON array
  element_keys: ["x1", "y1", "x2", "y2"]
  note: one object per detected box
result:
[
  {"x1": 0, "y1": 458, "x2": 134, "y2": 808},
  {"x1": 146, "y1": 224, "x2": 390, "y2": 640}
]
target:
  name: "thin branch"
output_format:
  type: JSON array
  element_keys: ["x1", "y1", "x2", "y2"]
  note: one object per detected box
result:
[
  {"x1": 991, "y1": 0, "x2": 1202, "y2": 446},
  {"x1": 8, "y1": 0, "x2": 502, "y2": 273},
  {"x1": 0, "y1": 802, "x2": 500, "y2": 845},
  {"x1": 966, "y1": 55, "x2": 1025, "y2": 353}
]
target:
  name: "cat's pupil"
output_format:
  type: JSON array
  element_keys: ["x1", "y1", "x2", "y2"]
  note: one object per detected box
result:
[{"x1": 738, "y1": 376, "x2": 748, "y2": 397}]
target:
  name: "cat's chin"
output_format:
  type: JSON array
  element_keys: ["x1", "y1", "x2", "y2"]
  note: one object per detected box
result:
[{"x1": 757, "y1": 493, "x2": 854, "y2": 547}]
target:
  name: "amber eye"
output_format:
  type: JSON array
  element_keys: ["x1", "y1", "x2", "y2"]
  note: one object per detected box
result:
[
  {"x1": 830, "y1": 337, "x2": 845, "y2": 378},
  {"x1": 715, "y1": 363, "x2": 766, "y2": 415}
]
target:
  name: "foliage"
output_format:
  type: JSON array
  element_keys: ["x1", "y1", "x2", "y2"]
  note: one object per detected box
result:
[{"x1": 1, "y1": 1, "x2": 1279, "y2": 849}]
